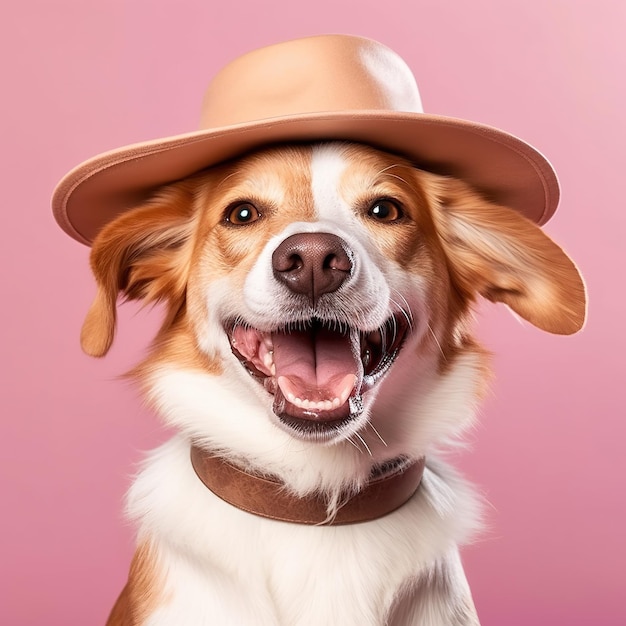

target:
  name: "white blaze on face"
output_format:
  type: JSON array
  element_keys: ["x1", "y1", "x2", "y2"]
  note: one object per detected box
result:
[
  {"x1": 308, "y1": 144, "x2": 391, "y2": 327},
  {"x1": 310, "y1": 145, "x2": 351, "y2": 224}
]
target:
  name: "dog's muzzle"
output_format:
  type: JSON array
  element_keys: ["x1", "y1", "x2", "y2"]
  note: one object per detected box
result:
[{"x1": 227, "y1": 233, "x2": 410, "y2": 441}]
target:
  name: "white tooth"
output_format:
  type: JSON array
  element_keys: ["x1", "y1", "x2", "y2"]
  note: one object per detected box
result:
[
  {"x1": 295, "y1": 397, "x2": 303, "y2": 407},
  {"x1": 287, "y1": 392, "x2": 296, "y2": 403},
  {"x1": 332, "y1": 398, "x2": 341, "y2": 409},
  {"x1": 324, "y1": 400, "x2": 333, "y2": 411},
  {"x1": 270, "y1": 364, "x2": 276, "y2": 376},
  {"x1": 302, "y1": 399, "x2": 310, "y2": 409}
]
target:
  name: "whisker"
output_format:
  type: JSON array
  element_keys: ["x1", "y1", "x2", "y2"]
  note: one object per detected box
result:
[
  {"x1": 390, "y1": 290, "x2": 413, "y2": 317},
  {"x1": 346, "y1": 436, "x2": 363, "y2": 454},
  {"x1": 389, "y1": 314, "x2": 398, "y2": 346},
  {"x1": 383, "y1": 172, "x2": 410, "y2": 185},
  {"x1": 354, "y1": 432, "x2": 372, "y2": 456},
  {"x1": 389, "y1": 292, "x2": 415, "y2": 331},
  {"x1": 428, "y1": 323, "x2": 446, "y2": 361},
  {"x1": 214, "y1": 170, "x2": 240, "y2": 192},
  {"x1": 367, "y1": 421, "x2": 388, "y2": 447},
  {"x1": 374, "y1": 163, "x2": 410, "y2": 186},
  {"x1": 380, "y1": 321, "x2": 388, "y2": 354},
  {"x1": 375, "y1": 163, "x2": 402, "y2": 176}
]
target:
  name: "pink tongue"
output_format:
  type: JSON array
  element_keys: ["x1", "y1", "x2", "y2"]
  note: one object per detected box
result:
[{"x1": 272, "y1": 326, "x2": 361, "y2": 402}]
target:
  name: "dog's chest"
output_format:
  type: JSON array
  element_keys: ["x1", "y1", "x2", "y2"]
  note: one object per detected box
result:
[
  {"x1": 146, "y1": 509, "x2": 435, "y2": 625},
  {"x1": 130, "y1": 438, "x2": 478, "y2": 626}
]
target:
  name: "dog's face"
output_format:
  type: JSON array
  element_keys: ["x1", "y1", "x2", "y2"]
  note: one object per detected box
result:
[
  {"x1": 185, "y1": 144, "x2": 450, "y2": 445},
  {"x1": 81, "y1": 142, "x2": 585, "y2": 477}
]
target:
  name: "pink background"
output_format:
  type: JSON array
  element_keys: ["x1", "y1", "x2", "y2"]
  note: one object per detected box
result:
[{"x1": 2, "y1": 1, "x2": 624, "y2": 624}]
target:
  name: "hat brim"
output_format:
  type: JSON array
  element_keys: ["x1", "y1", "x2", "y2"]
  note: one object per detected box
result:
[{"x1": 52, "y1": 111, "x2": 559, "y2": 245}]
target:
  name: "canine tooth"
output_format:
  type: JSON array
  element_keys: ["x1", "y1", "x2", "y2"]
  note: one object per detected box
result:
[
  {"x1": 270, "y1": 364, "x2": 276, "y2": 376},
  {"x1": 332, "y1": 398, "x2": 341, "y2": 409}
]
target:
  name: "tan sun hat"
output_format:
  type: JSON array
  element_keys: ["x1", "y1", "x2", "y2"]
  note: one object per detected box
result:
[{"x1": 52, "y1": 34, "x2": 560, "y2": 246}]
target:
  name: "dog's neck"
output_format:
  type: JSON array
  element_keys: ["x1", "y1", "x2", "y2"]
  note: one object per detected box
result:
[{"x1": 190, "y1": 445, "x2": 425, "y2": 525}]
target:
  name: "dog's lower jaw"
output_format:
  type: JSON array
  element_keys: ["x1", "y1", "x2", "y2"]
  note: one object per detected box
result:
[{"x1": 272, "y1": 391, "x2": 367, "y2": 444}]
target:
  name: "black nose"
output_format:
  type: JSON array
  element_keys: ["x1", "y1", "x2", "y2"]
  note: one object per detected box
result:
[{"x1": 272, "y1": 233, "x2": 353, "y2": 305}]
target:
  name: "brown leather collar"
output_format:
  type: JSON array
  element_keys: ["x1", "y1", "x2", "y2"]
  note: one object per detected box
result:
[{"x1": 190, "y1": 445, "x2": 425, "y2": 525}]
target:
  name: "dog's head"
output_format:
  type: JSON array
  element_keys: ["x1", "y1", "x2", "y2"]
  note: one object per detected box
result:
[{"x1": 81, "y1": 142, "x2": 585, "y2": 472}]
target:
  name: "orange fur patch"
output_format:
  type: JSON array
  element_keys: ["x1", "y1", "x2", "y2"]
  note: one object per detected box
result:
[
  {"x1": 422, "y1": 172, "x2": 586, "y2": 335},
  {"x1": 106, "y1": 544, "x2": 165, "y2": 626}
]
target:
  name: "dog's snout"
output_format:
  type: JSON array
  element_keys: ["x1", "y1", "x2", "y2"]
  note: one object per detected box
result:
[{"x1": 272, "y1": 233, "x2": 353, "y2": 304}]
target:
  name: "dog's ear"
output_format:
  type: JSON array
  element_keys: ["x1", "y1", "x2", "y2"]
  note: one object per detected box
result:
[
  {"x1": 81, "y1": 182, "x2": 198, "y2": 357},
  {"x1": 426, "y1": 174, "x2": 587, "y2": 335}
]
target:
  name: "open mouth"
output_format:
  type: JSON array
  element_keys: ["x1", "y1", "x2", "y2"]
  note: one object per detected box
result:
[{"x1": 227, "y1": 314, "x2": 410, "y2": 440}]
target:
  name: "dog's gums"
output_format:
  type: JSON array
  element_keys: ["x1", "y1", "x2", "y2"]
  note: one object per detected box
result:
[{"x1": 228, "y1": 315, "x2": 409, "y2": 438}]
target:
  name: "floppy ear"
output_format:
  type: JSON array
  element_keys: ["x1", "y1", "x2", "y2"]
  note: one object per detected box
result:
[
  {"x1": 425, "y1": 174, "x2": 587, "y2": 335},
  {"x1": 81, "y1": 181, "x2": 198, "y2": 357}
]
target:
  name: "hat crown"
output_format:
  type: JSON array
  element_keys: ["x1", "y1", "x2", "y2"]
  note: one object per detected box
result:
[
  {"x1": 199, "y1": 35, "x2": 424, "y2": 129},
  {"x1": 53, "y1": 34, "x2": 559, "y2": 246}
]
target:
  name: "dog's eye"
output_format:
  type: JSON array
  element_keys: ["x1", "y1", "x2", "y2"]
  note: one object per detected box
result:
[
  {"x1": 226, "y1": 203, "x2": 261, "y2": 225},
  {"x1": 368, "y1": 199, "x2": 402, "y2": 222}
]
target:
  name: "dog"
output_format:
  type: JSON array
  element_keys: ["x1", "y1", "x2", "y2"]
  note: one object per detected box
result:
[
  {"x1": 80, "y1": 141, "x2": 585, "y2": 625},
  {"x1": 53, "y1": 36, "x2": 586, "y2": 626}
]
